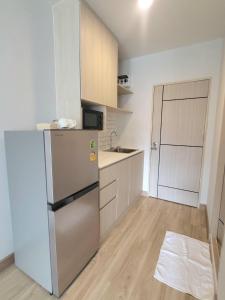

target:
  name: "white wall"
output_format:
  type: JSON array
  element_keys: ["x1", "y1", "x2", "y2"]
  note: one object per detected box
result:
[
  {"x1": 119, "y1": 39, "x2": 224, "y2": 204},
  {"x1": 0, "y1": 0, "x2": 57, "y2": 260}
]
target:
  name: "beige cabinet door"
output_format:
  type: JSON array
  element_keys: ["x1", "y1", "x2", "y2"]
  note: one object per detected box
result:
[
  {"x1": 150, "y1": 80, "x2": 209, "y2": 207},
  {"x1": 99, "y1": 163, "x2": 119, "y2": 240},
  {"x1": 99, "y1": 154, "x2": 144, "y2": 239},
  {"x1": 80, "y1": 2, "x2": 103, "y2": 105},
  {"x1": 101, "y1": 25, "x2": 118, "y2": 108},
  {"x1": 130, "y1": 153, "x2": 144, "y2": 204},
  {"x1": 117, "y1": 159, "x2": 130, "y2": 218},
  {"x1": 80, "y1": 3, "x2": 118, "y2": 107},
  {"x1": 100, "y1": 181, "x2": 117, "y2": 209}
]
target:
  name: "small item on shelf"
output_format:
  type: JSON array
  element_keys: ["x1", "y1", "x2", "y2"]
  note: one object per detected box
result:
[
  {"x1": 58, "y1": 118, "x2": 77, "y2": 129},
  {"x1": 118, "y1": 74, "x2": 130, "y2": 89}
]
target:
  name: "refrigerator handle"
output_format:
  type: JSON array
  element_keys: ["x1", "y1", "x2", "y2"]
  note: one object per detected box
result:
[{"x1": 49, "y1": 182, "x2": 99, "y2": 212}]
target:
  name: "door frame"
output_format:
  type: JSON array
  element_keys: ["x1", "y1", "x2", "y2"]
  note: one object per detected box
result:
[{"x1": 149, "y1": 77, "x2": 211, "y2": 207}]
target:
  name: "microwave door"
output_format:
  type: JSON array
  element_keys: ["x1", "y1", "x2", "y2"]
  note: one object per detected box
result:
[
  {"x1": 44, "y1": 130, "x2": 98, "y2": 204},
  {"x1": 86, "y1": 112, "x2": 97, "y2": 128},
  {"x1": 83, "y1": 110, "x2": 103, "y2": 130}
]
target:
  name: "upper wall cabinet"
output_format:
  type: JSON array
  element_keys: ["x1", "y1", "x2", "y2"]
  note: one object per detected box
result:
[
  {"x1": 52, "y1": 0, "x2": 82, "y2": 127},
  {"x1": 80, "y1": 3, "x2": 118, "y2": 108}
]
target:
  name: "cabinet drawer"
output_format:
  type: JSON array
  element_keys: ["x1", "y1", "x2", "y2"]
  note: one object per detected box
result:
[
  {"x1": 99, "y1": 164, "x2": 118, "y2": 189},
  {"x1": 100, "y1": 197, "x2": 117, "y2": 238},
  {"x1": 100, "y1": 181, "x2": 117, "y2": 209}
]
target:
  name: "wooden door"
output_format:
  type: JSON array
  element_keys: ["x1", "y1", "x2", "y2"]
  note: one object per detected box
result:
[{"x1": 150, "y1": 80, "x2": 209, "y2": 207}]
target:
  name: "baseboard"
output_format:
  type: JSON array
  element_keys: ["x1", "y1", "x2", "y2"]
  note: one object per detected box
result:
[
  {"x1": 199, "y1": 204, "x2": 210, "y2": 239},
  {"x1": 0, "y1": 253, "x2": 14, "y2": 273},
  {"x1": 209, "y1": 235, "x2": 220, "y2": 299},
  {"x1": 141, "y1": 191, "x2": 150, "y2": 197},
  {"x1": 204, "y1": 204, "x2": 218, "y2": 299}
]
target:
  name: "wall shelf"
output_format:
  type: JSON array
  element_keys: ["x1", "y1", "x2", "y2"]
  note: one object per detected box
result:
[
  {"x1": 81, "y1": 100, "x2": 133, "y2": 114},
  {"x1": 118, "y1": 84, "x2": 133, "y2": 96},
  {"x1": 106, "y1": 106, "x2": 133, "y2": 114}
]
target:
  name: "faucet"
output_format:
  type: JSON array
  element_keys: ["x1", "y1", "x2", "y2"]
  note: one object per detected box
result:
[{"x1": 110, "y1": 129, "x2": 117, "y2": 150}]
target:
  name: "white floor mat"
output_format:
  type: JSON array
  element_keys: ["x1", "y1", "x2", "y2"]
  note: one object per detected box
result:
[{"x1": 154, "y1": 231, "x2": 214, "y2": 300}]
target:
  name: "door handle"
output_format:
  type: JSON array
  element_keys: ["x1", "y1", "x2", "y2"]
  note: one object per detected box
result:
[{"x1": 151, "y1": 142, "x2": 158, "y2": 150}]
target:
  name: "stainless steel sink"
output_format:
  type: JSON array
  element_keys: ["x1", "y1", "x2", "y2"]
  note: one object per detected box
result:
[{"x1": 105, "y1": 147, "x2": 137, "y2": 154}]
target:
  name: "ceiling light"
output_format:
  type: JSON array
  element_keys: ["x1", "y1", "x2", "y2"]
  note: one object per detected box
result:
[{"x1": 138, "y1": 0, "x2": 154, "y2": 10}]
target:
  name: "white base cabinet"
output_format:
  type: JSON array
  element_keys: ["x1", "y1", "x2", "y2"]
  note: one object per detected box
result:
[
  {"x1": 100, "y1": 197, "x2": 117, "y2": 238},
  {"x1": 99, "y1": 152, "x2": 144, "y2": 239},
  {"x1": 117, "y1": 159, "x2": 131, "y2": 219},
  {"x1": 130, "y1": 153, "x2": 144, "y2": 205}
]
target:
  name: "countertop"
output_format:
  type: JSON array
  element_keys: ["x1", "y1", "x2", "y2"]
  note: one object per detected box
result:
[{"x1": 98, "y1": 150, "x2": 144, "y2": 169}]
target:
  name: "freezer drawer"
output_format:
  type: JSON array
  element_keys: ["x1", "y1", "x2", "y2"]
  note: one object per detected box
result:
[
  {"x1": 45, "y1": 130, "x2": 98, "y2": 204},
  {"x1": 48, "y1": 186, "x2": 100, "y2": 297}
]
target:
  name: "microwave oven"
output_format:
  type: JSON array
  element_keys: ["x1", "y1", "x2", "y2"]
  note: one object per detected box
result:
[{"x1": 83, "y1": 109, "x2": 103, "y2": 130}]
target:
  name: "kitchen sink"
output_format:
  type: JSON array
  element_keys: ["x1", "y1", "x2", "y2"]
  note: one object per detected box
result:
[{"x1": 105, "y1": 147, "x2": 137, "y2": 154}]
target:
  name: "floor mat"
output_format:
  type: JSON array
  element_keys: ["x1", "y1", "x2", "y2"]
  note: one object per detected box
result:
[{"x1": 154, "y1": 231, "x2": 214, "y2": 300}]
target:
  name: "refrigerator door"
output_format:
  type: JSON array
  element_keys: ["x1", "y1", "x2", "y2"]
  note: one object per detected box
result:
[
  {"x1": 45, "y1": 130, "x2": 98, "y2": 204},
  {"x1": 48, "y1": 186, "x2": 100, "y2": 297}
]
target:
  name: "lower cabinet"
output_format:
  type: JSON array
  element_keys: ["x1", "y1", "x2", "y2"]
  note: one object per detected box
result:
[
  {"x1": 100, "y1": 180, "x2": 117, "y2": 209},
  {"x1": 99, "y1": 152, "x2": 144, "y2": 239},
  {"x1": 130, "y1": 152, "x2": 144, "y2": 205},
  {"x1": 117, "y1": 159, "x2": 131, "y2": 218},
  {"x1": 100, "y1": 197, "x2": 117, "y2": 238}
]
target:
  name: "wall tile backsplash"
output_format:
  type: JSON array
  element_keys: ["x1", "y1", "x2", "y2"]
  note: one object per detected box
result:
[{"x1": 98, "y1": 110, "x2": 119, "y2": 150}]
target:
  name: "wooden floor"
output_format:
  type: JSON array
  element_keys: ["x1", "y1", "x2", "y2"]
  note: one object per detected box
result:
[{"x1": 0, "y1": 197, "x2": 208, "y2": 300}]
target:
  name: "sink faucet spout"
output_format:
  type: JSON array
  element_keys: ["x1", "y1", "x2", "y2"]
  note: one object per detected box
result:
[{"x1": 110, "y1": 129, "x2": 117, "y2": 149}]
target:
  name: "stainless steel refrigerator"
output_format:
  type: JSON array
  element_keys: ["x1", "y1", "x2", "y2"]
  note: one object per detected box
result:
[{"x1": 5, "y1": 130, "x2": 100, "y2": 297}]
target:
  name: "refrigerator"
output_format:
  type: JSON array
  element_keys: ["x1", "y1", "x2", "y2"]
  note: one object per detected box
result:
[{"x1": 5, "y1": 130, "x2": 100, "y2": 297}]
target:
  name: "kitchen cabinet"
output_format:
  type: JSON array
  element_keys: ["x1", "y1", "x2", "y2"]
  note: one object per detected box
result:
[
  {"x1": 100, "y1": 181, "x2": 117, "y2": 209},
  {"x1": 53, "y1": 0, "x2": 119, "y2": 121},
  {"x1": 80, "y1": 2, "x2": 118, "y2": 108},
  {"x1": 130, "y1": 152, "x2": 144, "y2": 204},
  {"x1": 99, "y1": 162, "x2": 118, "y2": 189},
  {"x1": 117, "y1": 159, "x2": 131, "y2": 218},
  {"x1": 99, "y1": 152, "x2": 144, "y2": 239},
  {"x1": 52, "y1": 0, "x2": 82, "y2": 127},
  {"x1": 100, "y1": 197, "x2": 117, "y2": 238}
]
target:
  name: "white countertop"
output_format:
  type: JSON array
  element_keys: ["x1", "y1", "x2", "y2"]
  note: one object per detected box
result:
[{"x1": 98, "y1": 150, "x2": 144, "y2": 169}]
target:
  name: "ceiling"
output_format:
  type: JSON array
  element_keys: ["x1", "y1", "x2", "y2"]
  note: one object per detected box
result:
[{"x1": 86, "y1": 0, "x2": 225, "y2": 60}]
